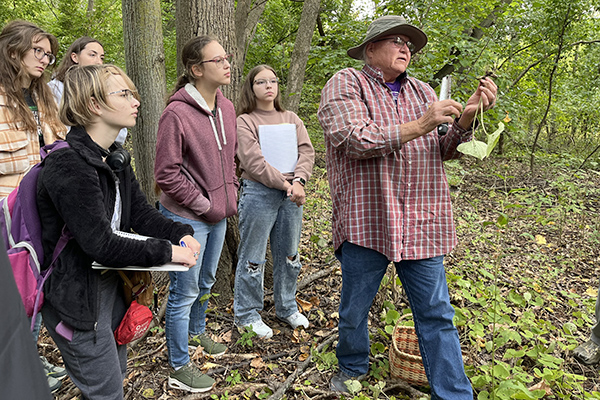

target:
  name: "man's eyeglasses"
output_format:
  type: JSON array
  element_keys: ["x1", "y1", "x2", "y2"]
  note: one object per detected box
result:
[
  {"x1": 32, "y1": 47, "x2": 56, "y2": 65},
  {"x1": 254, "y1": 78, "x2": 279, "y2": 86},
  {"x1": 108, "y1": 89, "x2": 137, "y2": 101},
  {"x1": 372, "y1": 37, "x2": 415, "y2": 53},
  {"x1": 200, "y1": 54, "x2": 233, "y2": 68}
]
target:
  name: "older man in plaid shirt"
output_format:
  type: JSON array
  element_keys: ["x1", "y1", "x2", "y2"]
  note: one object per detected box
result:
[{"x1": 318, "y1": 15, "x2": 497, "y2": 398}]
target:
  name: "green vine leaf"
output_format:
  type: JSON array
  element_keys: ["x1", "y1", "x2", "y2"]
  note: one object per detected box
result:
[
  {"x1": 486, "y1": 122, "x2": 505, "y2": 157},
  {"x1": 457, "y1": 122, "x2": 505, "y2": 160},
  {"x1": 457, "y1": 138, "x2": 488, "y2": 160}
]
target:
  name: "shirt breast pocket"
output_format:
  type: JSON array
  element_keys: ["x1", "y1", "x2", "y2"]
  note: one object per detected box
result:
[{"x1": 0, "y1": 129, "x2": 31, "y2": 175}]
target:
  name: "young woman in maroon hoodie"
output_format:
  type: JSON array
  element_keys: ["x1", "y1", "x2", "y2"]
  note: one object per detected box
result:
[{"x1": 154, "y1": 35, "x2": 238, "y2": 393}]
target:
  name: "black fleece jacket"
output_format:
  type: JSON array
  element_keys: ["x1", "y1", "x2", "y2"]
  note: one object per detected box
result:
[{"x1": 37, "y1": 126, "x2": 193, "y2": 331}]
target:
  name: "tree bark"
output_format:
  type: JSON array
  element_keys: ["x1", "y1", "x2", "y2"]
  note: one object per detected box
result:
[
  {"x1": 87, "y1": 0, "x2": 94, "y2": 17},
  {"x1": 176, "y1": 0, "x2": 240, "y2": 104},
  {"x1": 235, "y1": 0, "x2": 268, "y2": 91},
  {"x1": 174, "y1": 0, "x2": 247, "y2": 304},
  {"x1": 121, "y1": 0, "x2": 167, "y2": 203},
  {"x1": 284, "y1": 0, "x2": 321, "y2": 113}
]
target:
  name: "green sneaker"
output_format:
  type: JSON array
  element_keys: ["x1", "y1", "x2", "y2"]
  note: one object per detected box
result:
[
  {"x1": 189, "y1": 333, "x2": 227, "y2": 356},
  {"x1": 573, "y1": 339, "x2": 600, "y2": 365},
  {"x1": 168, "y1": 362, "x2": 215, "y2": 393}
]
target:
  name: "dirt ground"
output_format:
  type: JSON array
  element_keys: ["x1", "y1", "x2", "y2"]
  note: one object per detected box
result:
[{"x1": 42, "y1": 156, "x2": 600, "y2": 399}]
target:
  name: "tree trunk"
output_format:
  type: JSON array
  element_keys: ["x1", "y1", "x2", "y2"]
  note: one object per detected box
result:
[
  {"x1": 175, "y1": 0, "x2": 244, "y2": 305},
  {"x1": 234, "y1": 0, "x2": 268, "y2": 80},
  {"x1": 176, "y1": 0, "x2": 241, "y2": 105},
  {"x1": 87, "y1": 0, "x2": 94, "y2": 17},
  {"x1": 121, "y1": 0, "x2": 166, "y2": 203},
  {"x1": 284, "y1": 0, "x2": 321, "y2": 113},
  {"x1": 429, "y1": 0, "x2": 512, "y2": 87}
]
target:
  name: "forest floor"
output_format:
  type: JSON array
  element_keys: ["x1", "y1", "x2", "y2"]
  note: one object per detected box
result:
[{"x1": 43, "y1": 152, "x2": 600, "y2": 400}]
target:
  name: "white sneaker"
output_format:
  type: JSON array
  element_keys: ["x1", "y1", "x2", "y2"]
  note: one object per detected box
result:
[
  {"x1": 280, "y1": 312, "x2": 309, "y2": 329},
  {"x1": 245, "y1": 320, "x2": 273, "y2": 339}
]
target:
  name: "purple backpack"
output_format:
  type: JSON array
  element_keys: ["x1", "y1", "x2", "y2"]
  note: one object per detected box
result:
[{"x1": 0, "y1": 140, "x2": 71, "y2": 330}]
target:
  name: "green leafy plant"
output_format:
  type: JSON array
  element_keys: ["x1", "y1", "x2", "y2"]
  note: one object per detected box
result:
[
  {"x1": 236, "y1": 328, "x2": 257, "y2": 348},
  {"x1": 311, "y1": 344, "x2": 337, "y2": 372},
  {"x1": 226, "y1": 369, "x2": 242, "y2": 386}
]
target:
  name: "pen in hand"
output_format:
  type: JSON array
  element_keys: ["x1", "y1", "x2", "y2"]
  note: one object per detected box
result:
[{"x1": 180, "y1": 240, "x2": 199, "y2": 258}]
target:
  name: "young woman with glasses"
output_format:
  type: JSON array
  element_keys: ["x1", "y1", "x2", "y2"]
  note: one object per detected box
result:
[
  {"x1": 0, "y1": 20, "x2": 66, "y2": 198},
  {"x1": 37, "y1": 64, "x2": 199, "y2": 400},
  {"x1": 233, "y1": 65, "x2": 314, "y2": 339},
  {"x1": 48, "y1": 37, "x2": 128, "y2": 145},
  {"x1": 154, "y1": 35, "x2": 238, "y2": 393}
]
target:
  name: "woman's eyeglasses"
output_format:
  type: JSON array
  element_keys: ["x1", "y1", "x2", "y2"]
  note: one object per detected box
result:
[
  {"x1": 32, "y1": 47, "x2": 56, "y2": 65},
  {"x1": 199, "y1": 54, "x2": 233, "y2": 68},
  {"x1": 254, "y1": 78, "x2": 279, "y2": 86},
  {"x1": 108, "y1": 89, "x2": 136, "y2": 101}
]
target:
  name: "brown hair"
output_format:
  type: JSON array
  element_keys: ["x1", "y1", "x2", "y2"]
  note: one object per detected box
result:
[
  {"x1": 237, "y1": 64, "x2": 285, "y2": 116},
  {"x1": 53, "y1": 36, "x2": 104, "y2": 82},
  {"x1": 61, "y1": 64, "x2": 139, "y2": 127},
  {"x1": 0, "y1": 20, "x2": 63, "y2": 135},
  {"x1": 168, "y1": 35, "x2": 216, "y2": 102}
]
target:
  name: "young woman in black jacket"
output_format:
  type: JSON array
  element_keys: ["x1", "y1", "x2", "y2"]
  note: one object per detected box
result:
[{"x1": 37, "y1": 64, "x2": 200, "y2": 400}]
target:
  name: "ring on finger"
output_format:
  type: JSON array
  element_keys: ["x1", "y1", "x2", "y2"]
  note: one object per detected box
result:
[{"x1": 193, "y1": 252, "x2": 199, "y2": 257}]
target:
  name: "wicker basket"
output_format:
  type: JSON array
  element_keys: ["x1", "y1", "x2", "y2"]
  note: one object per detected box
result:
[{"x1": 389, "y1": 317, "x2": 428, "y2": 386}]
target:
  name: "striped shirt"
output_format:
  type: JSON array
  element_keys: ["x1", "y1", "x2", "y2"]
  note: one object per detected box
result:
[{"x1": 317, "y1": 64, "x2": 473, "y2": 262}]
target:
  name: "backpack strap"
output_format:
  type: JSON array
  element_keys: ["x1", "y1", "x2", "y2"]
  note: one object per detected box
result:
[{"x1": 30, "y1": 226, "x2": 72, "y2": 331}]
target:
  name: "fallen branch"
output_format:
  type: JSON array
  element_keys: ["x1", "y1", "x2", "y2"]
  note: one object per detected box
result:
[
  {"x1": 297, "y1": 264, "x2": 338, "y2": 291},
  {"x1": 296, "y1": 386, "x2": 339, "y2": 399},
  {"x1": 58, "y1": 380, "x2": 80, "y2": 400},
  {"x1": 206, "y1": 352, "x2": 289, "y2": 376},
  {"x1": 182, "y1": 383, "x2": 269, "y2": 400},
  {"x1": 385, "y1": 380, "x2": 428, "y2": 399},
  {"x1": 267, "y1": 329, "x2": 338, "y2": 400},
  {"x1": 127, "y1": 341, "x2": 166, "y2": 364}
]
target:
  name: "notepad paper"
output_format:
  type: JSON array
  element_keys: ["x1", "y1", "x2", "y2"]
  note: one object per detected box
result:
[
  {"x1": 91, "y1": 230, "x2": 189, "y2": 271},
  {"x1": 258, "y1": 124, "x2": 298, "y2": 173}
]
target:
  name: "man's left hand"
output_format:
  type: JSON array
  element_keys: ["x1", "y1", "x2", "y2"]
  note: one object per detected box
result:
[{"x1": 457, "y1": 77, "x2": 498, "y2": 130}]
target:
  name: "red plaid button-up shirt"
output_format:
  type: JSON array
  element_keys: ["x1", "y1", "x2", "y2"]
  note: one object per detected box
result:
[{"x1": 318, "y1": 64, "x2": 473, "y2": 262}]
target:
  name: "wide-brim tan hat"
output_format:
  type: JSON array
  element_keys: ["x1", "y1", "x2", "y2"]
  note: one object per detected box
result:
[{"x1": 347, "y1": 15, "x2": 428, "y2": 60}]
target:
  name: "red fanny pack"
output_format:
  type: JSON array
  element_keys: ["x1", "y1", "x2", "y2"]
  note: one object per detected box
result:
[{"x1": 114, "y1": 300, "x2": 152, "y2": 345}]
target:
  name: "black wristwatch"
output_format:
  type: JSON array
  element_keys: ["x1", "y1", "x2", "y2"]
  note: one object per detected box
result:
[{"x1": 293, "y1": 177, "x2": 306, "y2": 186}]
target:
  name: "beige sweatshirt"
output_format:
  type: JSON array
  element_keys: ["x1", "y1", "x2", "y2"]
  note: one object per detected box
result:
[{"x1": 237, "y1": 108, "x2": 314, "y2": 191}]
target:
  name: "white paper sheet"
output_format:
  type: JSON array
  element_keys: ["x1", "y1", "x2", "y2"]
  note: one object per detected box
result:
[
  {"x1": 91, "y1": 230, "x2": 189, "y2": 271},
  {"x1": 258, "y1": 124, "x2": 298, "y2": 173},
  {"x1": 92, "y1": 262, "x2": 189, "y2": 272}
]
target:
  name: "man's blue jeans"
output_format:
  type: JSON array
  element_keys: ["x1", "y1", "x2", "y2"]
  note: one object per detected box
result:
[
  {"x1": 160, "y1": 204, "x2": 226, "y2": 369},
  {"x1": 233, "y1": 180, "x2": 303, "y2": 326},
  {"x1": 335, "y1": 241, "x2": 472, "y2": 399}
]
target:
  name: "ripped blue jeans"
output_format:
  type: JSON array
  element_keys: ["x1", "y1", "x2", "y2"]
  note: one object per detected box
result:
[{"x1": 233, "y1": 179, "x2": 303, "y2": 326}]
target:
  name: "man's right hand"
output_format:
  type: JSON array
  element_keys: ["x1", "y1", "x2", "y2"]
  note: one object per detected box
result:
[
  {"x1": 401, "y1": 99, "x2": 463, "y2": 143},
  {"x1": 418, "y1": 100, "x2": 463, "y2": 133}
]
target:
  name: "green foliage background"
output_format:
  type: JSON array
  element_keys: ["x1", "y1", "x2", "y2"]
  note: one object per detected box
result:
[{"x1": 2, "y1": 0, "x2": 599, "y2": 162}]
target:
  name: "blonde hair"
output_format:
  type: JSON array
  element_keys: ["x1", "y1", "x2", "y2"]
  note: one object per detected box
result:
[{"x1": 60, "y1": 64, "x2": 138, "y2": 127}]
